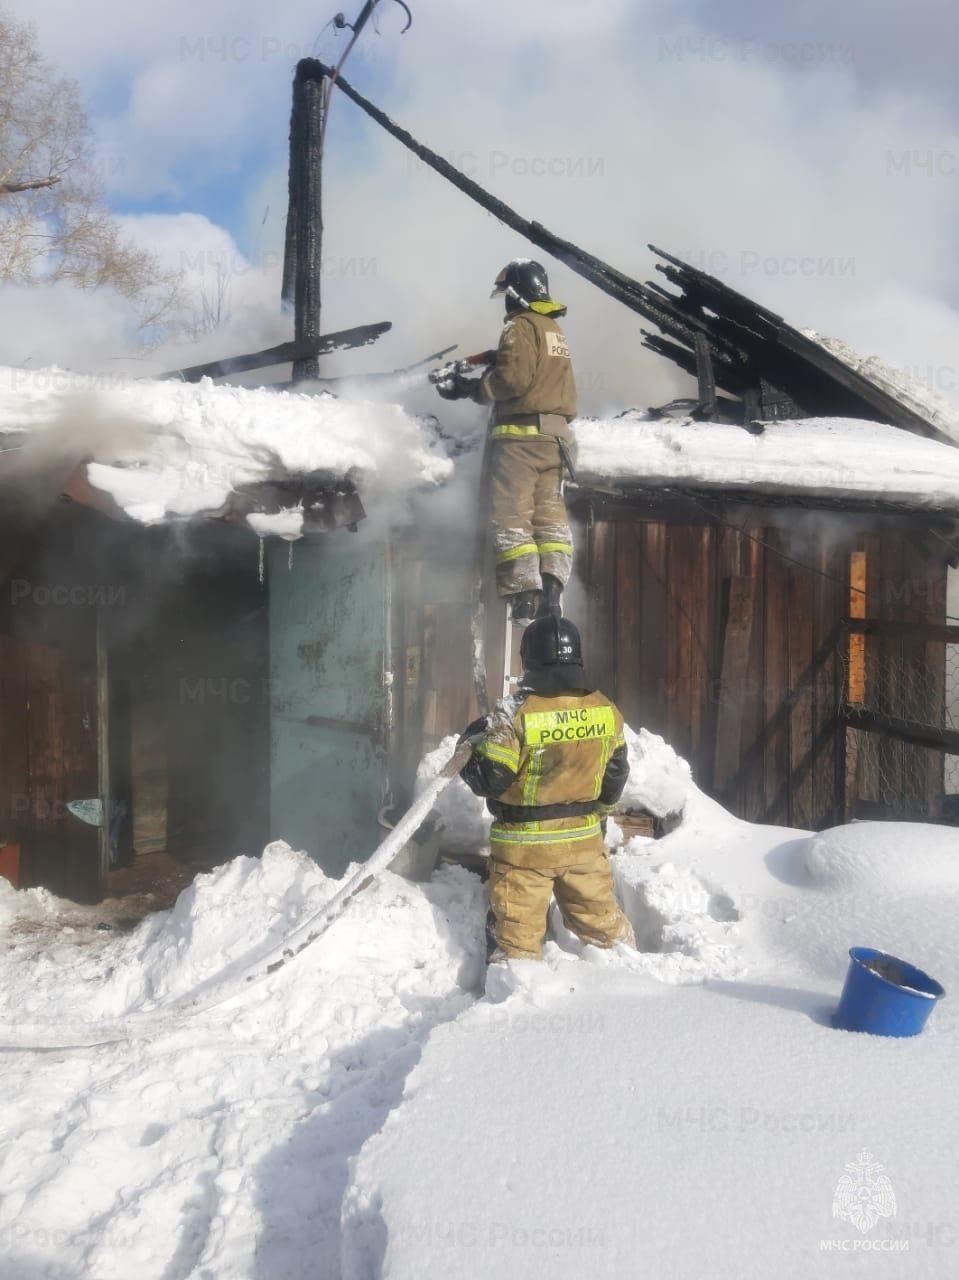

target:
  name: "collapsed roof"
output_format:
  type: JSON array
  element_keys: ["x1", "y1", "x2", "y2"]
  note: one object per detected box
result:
[
  {"x1": 641, "y1": 248, "x2": 959, "y2": 446},
  {"x1": 304, "y1": 63, "x2": 959, "y2": 452}
]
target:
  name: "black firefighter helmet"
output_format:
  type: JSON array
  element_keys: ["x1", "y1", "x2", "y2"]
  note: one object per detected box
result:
[
  {"x1": 490, "y1": 258, "x2": 551, "y2": 308},
  {"x1": 520, "y1": 616, "x2": 590, "y2": 694}
]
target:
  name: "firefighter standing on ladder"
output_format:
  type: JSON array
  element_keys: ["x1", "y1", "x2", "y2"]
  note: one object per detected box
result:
[{"x1": 435, "y1": 259, "x2": 577, "y2": 627}]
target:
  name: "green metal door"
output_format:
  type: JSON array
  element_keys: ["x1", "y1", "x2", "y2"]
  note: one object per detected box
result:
[{"x1": 269, "y1": 536, "x2": 389, "y2": 876}]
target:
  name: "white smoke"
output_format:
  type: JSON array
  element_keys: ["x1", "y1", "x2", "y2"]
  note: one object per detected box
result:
[{"x1": 12, "y1": 0, "x2": 959, "y2": 421}]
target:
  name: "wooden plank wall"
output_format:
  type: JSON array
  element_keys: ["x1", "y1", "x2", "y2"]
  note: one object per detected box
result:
[
  {"x1": 849, "y1": 530, "x2": 947, "y2": 820},
  {"x1": 391, "y1": 550, "x2": 475, "y2": 811},
  {"x1": 0, "y1": 634, "x2": 100, "y2": 899},
  {"x1": 575, "y1": 504, "x2": 854, "y2": 829},
  {"x1": 389, "y1": 510, "x2": 948, "y2": 830}
]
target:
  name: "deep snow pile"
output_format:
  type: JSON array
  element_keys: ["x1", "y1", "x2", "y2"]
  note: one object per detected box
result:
[
  {"x1": 0, "y1": 365, "x2": 452, "y2": 528},
  {"x1": 0, "y1": 844, "x2": 485, "y2": 1278},
  {"x1": 345, "y1": 811, "x2": 959, "y2": 1279},
  {"x1": 1, "y1": 779, "x2": 957, "y2": 1277},
  {"x1": 571, "y1": 413, "x2": 959, "y2": 508}
]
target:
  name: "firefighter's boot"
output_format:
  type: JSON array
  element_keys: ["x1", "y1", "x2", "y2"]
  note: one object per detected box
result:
[
  {"x1": 537, "y1": 573, "x2": 564, "y2": 619},
  {"x1": 509, "y1": 590, "x2": 540, "y2": 628}
]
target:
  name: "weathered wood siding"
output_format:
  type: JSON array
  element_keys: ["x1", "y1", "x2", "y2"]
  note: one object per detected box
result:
[
  {"x1": 0, "y1": 635, "x2": 100, "y2": 899},
  {"x1": 848, "y1": 531, "x2": 947, "y2": 819},
  {"x1": 571, "y1": 500, "x2": 946, "y2": 829}
]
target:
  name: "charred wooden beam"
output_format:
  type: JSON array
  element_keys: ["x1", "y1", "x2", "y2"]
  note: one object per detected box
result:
[
  {"x1": 641, "y1": 331, "x2": 700, "y2": 375},
  {"x1": 843, "y1": 616, "x2": 959, "y2": 644},
  {"x1": 841, "y1": 706, "x2": 959, "y2": 755},
  {"x1": 641, "y1": 332, "x2": 753, "y2": 396},
  {"x1": 651, "y1": 244, "x2": 785, "y2": 331},
  {"x1": 158, "y1": 323, "x2": 392, "y2": 383},
  {"x1": 694, "y1": 333, "x2": 718, "y2": 419},
  {"x1": 286, "y1": 62, "x2": 328, "y2": 381},
  {"x1": 308, "y1": 61, "x2": 956, "y2": 446},
  {"x1": 306, "y1": 59, "x2": 698, "y2": 336},
  {"x1": 647, "y1": 244, "x2": 959, "y2": 445},
  {"x1": 308, "y1": 59, "x2": 823, "y2": 421},
  {"x1": 742, "y1": 388, "x2": 762, "y2": 424}
]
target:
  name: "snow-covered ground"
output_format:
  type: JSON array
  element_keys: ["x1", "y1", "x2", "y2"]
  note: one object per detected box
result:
[
  {"x1": 0, "y1": 749, "x2": 957, "y2": 1278},
  {"x1": 0, "y1": 847, "x2": 486, "y2": 1278}
]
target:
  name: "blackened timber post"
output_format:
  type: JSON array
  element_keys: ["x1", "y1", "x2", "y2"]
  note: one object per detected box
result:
[
  {"x1": 694, "y1": 333, "x2": 717, "y2": 419},
  {"x1": 284, "y1": 62, "x2": 327, "y2": 383}
]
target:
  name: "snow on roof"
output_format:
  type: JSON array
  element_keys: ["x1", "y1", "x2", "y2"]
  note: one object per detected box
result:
[
  {"x1": 7, "y1": 366, "x2": 959, "y2": 524},
  {"x1": 572, "y1": 413, "x2": 959, "y2": 511},
  {"x1": 0, "y1": 366, "x2": 452, "y2": 526},
  {"x1": 803, "y1": 329, "x2": 959, "y2": 447}
]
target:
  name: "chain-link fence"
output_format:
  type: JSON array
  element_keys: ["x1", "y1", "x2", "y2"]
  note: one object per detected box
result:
[
  {"x1": 840, "y1": 622, "x2": 958, "y2": 819},
  {"x1": 946, "y1": 639, "x2": 958, "y2": 795}
]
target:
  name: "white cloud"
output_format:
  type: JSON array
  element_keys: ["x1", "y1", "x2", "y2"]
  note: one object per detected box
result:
[{"x1": 11, "y1": 0, "x2": 959, "y2": 414}]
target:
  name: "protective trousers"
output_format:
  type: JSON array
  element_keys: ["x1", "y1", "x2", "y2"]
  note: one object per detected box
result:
[
  {"x1": 486, "y1": 837, "x2": 634, "y2": 961},
  {"x1": 488, "y1": 436, "x2": 573, "y2": 597}
]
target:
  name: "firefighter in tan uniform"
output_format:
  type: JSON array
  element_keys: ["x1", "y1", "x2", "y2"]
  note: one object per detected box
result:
[
  {"x1": 436, "y1": 259, "x2": 577, "y2": 626},
  {"x1": 461, "y1": 615, "x2": 635, "y2": 962}
]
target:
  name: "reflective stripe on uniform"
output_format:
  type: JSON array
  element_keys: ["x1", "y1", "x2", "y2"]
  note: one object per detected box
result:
[
  {"x1": 522, "y1": 746, "x2": 545, "y2": 807},
  {"x1": 593, "y1": 728, "x2": 616, "y2": 796},
  {"x1": 491, "y1": 424, "x2": 542, "y2": 438},
  {"x1": 495, "y1": 542, "x2": 539, "y2": 565},
  {"x1": 522, "y1": 705, "x2": 616, "y2": 745},
  {"x1": 535, "y1": 540, "x2": 573, "y2": 556},
  {"x1": 490, "y1": 817, "x2": 602, "y2": 845},
  {"x1": 474, "y1": 740, "x2": 521, "y2": 771}
]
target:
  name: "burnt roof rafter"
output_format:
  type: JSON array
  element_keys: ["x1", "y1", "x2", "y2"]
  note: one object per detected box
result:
[{"x1": 307, "y1": 60, "x2": 954, "y2": 446}]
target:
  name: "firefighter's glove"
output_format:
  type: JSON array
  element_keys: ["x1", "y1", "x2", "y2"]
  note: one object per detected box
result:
[
  {"x1": 435, "y1": 372, "x2": 479, "y2": 402},
  {"x1": 458, "y1": 715, "x2": 490, "y2": 748}
]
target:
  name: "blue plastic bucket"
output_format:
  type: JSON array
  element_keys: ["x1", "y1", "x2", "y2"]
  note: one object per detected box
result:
[{"x1": 834, "y1": 947, "x2": 945, "y2": 1037}]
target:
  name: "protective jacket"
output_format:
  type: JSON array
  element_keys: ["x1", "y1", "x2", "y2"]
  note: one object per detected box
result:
[
  {"x1": 461, "y1": 688, "x2": 630, "y2": 868},
  {"x1": 474, "y1": 304, "x2": 577, "y2": 436},
  {"x1": 476, "y1": 300, "x2": 577, "y2": 597}
]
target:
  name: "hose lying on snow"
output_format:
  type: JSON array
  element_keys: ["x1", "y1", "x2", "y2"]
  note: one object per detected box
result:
[{"x1": 0, "y1": 738, "x2": 477, "y2": 1052}]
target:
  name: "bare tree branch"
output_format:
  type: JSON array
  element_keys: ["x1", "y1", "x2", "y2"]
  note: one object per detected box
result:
[
  {"x1": 0, "y1": 9, "x2": 181, "y2": 340},
  {"x1": 0, "y1": 174, "x2": 60, "y2": 193}
]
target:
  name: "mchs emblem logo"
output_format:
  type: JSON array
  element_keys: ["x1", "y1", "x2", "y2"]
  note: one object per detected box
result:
[{"x1": 832, "y1": 1151, "x2": 897, "y2": 1234}]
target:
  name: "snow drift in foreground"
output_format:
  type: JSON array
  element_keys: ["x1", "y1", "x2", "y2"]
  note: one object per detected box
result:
[
  {"x1": 0, "y1": 365, "x2": 452, "y2": 526},
  {"x1": 0, "y1": 845, "x2": 486, "y2": 1278},
  {"x1": 346, "y1": 811, "x2": 959, "y2": 1280},
  {"x1": 1, "y1": 772, "x2": 957, "y2": 1276},
  {"x1": 572, "y1": 413, "x2": 959, "y2": 508}
]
